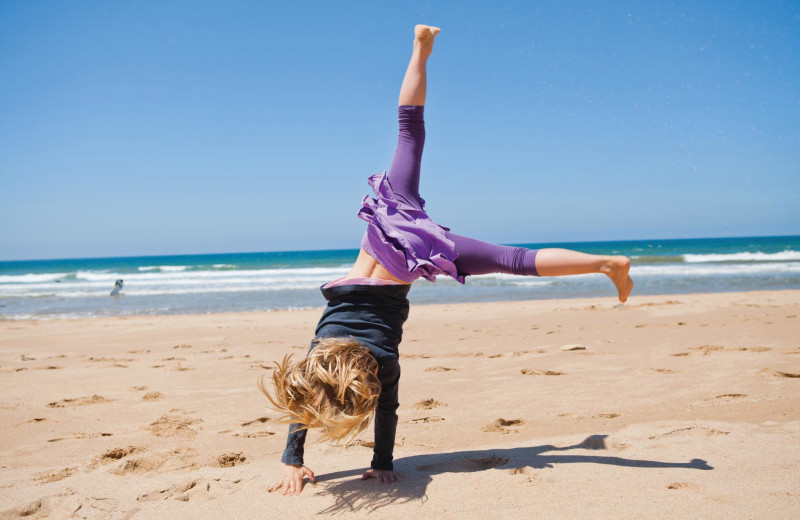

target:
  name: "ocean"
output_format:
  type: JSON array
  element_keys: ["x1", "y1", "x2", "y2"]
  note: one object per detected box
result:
[{"x1": 1, "y1": 236, "x2": 799, "y2": 320}]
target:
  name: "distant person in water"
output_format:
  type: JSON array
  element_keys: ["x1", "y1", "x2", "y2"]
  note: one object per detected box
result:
[
  {"x1": 260, "y1": 25, "x2": 633, "y2": 495},
  {"x1": 110, "y1": 280, "x2": 124, "y2": 296}
]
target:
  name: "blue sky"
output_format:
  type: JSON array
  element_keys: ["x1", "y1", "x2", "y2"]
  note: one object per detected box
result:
[{"x1": 1, "y1": 0, "x2": 798, "y2": 260}]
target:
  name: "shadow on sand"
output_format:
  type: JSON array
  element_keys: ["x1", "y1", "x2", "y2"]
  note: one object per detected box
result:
[{"x1": 311, "y1": 435, "x2": 712, "y2": 515}]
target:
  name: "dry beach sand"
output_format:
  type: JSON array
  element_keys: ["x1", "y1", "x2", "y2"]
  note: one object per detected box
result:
[{"x1": 1, "y1": 290, "x2": 799, "y2": 519}]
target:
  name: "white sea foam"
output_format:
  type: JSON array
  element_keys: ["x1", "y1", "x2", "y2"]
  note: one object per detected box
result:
[
  {"x1": 137, "y1": 265, "x2": 188, "y2": 272},
  {"x1": 75, "y1": 266, "x2": 348, "y2": 283},
  {"x1": 631, "y1": 262, "x2": 800, "y2": 276},
  {"x1": 683, "y1": 250, "x2": 800, "y2": 263},
  {"x1": 212, "y1": 264, "x2": 236, "y2": 269},
  {"x1": 160, "y1": 265, "x2": 188, "y2": 272},
  {"x1": 508, "y1": 280, "x2": 556, "y2": 287},
  {"x1": 0, "y1": 273, "x2": 69, "y2": 283}
]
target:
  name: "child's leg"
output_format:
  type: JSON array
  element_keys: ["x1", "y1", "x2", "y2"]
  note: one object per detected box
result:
[
  {"x1": 386, "y1": 25, "x2": 440, "y2": 209},
  {"x1": 446, "y1": 232, "x2": 540, "y2": 277},
  {"x1": 447, "y1": 232, "x2": 634, "y2": 302}
]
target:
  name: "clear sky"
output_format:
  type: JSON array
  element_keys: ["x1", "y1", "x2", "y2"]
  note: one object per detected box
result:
[{"x1": 1, "y1": 0, "x2": 798, "y2": 260}]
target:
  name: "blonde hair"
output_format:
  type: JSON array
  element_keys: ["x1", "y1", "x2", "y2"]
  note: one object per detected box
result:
[{"x1": 258, "y1": 337, "x2": 381, "y2": 444}]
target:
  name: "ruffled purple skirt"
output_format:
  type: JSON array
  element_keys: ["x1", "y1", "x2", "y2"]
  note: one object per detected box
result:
[{"x1": 358, "y1": 172, "x2": 464, "y2": 284}]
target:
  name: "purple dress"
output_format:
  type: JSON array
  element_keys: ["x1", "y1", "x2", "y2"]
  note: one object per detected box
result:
[{"x1": 358, "y1": 171, "x2": 464, "y2": 284}]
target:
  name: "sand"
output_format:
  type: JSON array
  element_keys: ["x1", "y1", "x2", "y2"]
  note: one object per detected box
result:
[{"x1": 1, "y1": 290, "x2": 798, "y2": 519}]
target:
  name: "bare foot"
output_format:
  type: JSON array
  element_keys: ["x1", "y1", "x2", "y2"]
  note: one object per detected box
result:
[
  {"x1": 414, "y1": 24, "x2": 441, "y2": 53},
  {"x1": 601, "y1": 256, "x2": 634, "y2": 303}
]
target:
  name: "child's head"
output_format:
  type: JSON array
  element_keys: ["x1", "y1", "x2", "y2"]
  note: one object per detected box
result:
[{"x1": 259, "y1": 337, "x2": 381, "y2": 444}]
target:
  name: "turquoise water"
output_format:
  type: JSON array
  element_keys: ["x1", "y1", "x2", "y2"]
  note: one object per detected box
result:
[{"x1": 1, "y1": 236, "x2": 799, "y2": 319}]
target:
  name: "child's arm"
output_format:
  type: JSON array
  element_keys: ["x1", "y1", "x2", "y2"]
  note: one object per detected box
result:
[
  {"x1": 269, "y1": 464, "x2": 315, "y2": 495},
  {"x1": 270, "y1": 423, "x2": 315, "y2": 495},
  {"x1": 363, "y1": 362, "x2": 401, "y2": 482},
  {"x1": 281, "y1": 423, "x2": 307, "y2": 465}
]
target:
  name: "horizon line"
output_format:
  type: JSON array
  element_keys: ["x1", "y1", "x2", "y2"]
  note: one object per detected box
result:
[{"x1": 2, "y1": 233, "x2": 798, "y2": 264}]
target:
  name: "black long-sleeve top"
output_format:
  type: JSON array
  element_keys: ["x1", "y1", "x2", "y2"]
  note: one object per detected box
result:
[{"x1": 280, "y1": 282, "x2": 411, "y2": 471}]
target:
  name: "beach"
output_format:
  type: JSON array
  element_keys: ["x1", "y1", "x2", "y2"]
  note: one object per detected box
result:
[{"x1": 1, "y1": 289, "x2": 798, "y2": 519}]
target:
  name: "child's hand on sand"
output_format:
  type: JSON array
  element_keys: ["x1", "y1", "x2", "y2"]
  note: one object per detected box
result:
[
  {"x1": 269, "y1": 464, "x2": 315, "y2": 495},
  {"x1": 361, "y1": 468, "x2": 400, "y2": 484}
]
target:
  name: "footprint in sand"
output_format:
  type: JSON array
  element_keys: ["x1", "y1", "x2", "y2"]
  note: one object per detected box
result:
[
  {"x1": 667, "y1": 482, "x2": 701, "y2": 490},
  {"x1": 414, "y1": 399, "x2": 446, "y2": 410},
  {"x1": 112, "y1": 448, "x2": 197, "y2": 476},
  {"x1": 89, "y1": 356, "x2": 134, "y2": 363},
  {"x1": 226, "y1": 417, "x2": 275, "y2": 438},
  {"x1": 100, "y1": 446, "x2": 140, "y2": 463},
  {"x1": 641, "y1": 368, "x2": 676, "y2": 374},
  {"x1": 34, "y1": 467, "x2": 77, "y2": 484},
  {"x1": 138, "y1": 479, "x2": 201, "y2": 502},
  {"x1": 146, "y1": 413, "x2": 202, "y2": 438},
  {"x1": 48, "y1": 395, "x2": 113, "y2": 408},
  {"x1": 410, "y1": 416, "x2": 445, "y2": 424},
  {"x1": 691, "y1": 345, "x2": 725, "y2": 355},
  {"x1": 113, "y1": 455, "x2": 166, "y2": 475},
  {"x1": 3, "y1": 499, "x2": 43, "y2": 517},
  {"x1": 758, "y1": 368, "x2": 800, "y2": 378},
  {"x1": 71, "y1": 432, "x2": 113, "y2": 440},
  {"x1": 709, "y1": 393, "x2": 747, "y2": 400},
  {"x1": 139, "y1": 476, "x2": 241, "y2": 502},
  {"x1": 347, "y1": 438, "x2": 405, "y2": 449},
  {"x1": 351, "y1": 439, "x2": 375, "y2": 448},
  {"x1": 88, "y1": 446, "x2": 140, "y2": 469},
  {"x1": 142, "y1": 392, "x2": 163, "y2": 401},
  {"x1": 425, "y1": 366, "x2": 456, "y2": 372},
  {"x1": 151, "y1": 362, "x2": 194, "y2": 371},
  {"x1": 482, "y1": 418, "x2": 524, "y2": 433},
  {"x1": 672, "y1": 345, "x2": 726, "y2": 357},
  {"x1": 241, "y1": 417, "x2": 269, "y2": 427},
  {"x1": 509, "y1": 467, "x2": 540, "y2": 485},
  {"x1": 648, "y1": 426, "x2": 729, "y2": 440},
  {"x1": 521, "y1": 369, "x2": 563, "y2": 376},
  {"x1": 215, "y1": 452, "x2": 247, "y2": 467},
  {"x1": 250, "y1": 363, "x2": 273, "y2": 370}
]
